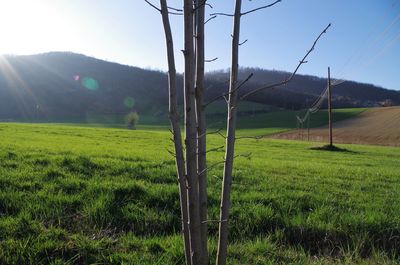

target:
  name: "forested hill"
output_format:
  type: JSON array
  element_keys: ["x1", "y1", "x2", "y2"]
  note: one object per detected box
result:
[{"x1": 0, "y1": 52, "x2": 399, "y2": 121}]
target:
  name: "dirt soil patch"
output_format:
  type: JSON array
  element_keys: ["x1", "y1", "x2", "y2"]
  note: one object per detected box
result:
[{"x1": 272, "y1": 107, "x2": 400, "y2": 146}]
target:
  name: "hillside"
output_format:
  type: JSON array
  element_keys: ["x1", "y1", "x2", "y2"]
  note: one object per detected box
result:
[
  {"x1": 0, "y1": 52, "x2": 399, "y2": 122},
  {"x1": 0, "y1": 52, "x2": 169, "y2": 121}
]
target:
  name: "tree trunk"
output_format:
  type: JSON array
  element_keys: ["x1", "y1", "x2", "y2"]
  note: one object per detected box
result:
[
  {"x1": 194, "y1": 1, "x2": 208, "y2": 264},
  {"x1": 216, "y1": 1, "x2": 242, "y2": 264},
  {"x1": 183, "y1": 0, "x2": 203, "y2": 264},
  {"x1": 159, "y1": 1, "x2": 191, "y2": 264}
]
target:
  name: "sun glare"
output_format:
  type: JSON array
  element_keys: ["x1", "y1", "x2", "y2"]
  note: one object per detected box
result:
[{"x1": 0, "y1": 0, "x2": 78, "y2": 55}]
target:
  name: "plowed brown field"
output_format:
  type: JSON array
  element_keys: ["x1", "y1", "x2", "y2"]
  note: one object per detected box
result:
[{"x1": 272, "y1": 107, "x2": 400, "y2": 146}]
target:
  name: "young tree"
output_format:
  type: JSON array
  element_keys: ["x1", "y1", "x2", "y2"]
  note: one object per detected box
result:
[
  {"x1": 146, "y1": 1, "x2": 329, "y2": 264},
  {"x1": 194, "y1": 1, "x2": 208, "y2": 263},
  {"x1": 157, "y1": 1, "x2": 191, "y2": 263},
  {"x1": 212, "y1": 2, "x2": 330, "y2": 263},
  {"x1": 182, "y1": 0, "x2": 203, "y2": 263},
  {"x1": 125, "y1": 111, "x2": 139, "y2": 130}
]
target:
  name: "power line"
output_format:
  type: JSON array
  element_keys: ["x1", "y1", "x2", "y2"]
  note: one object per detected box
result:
[{"x1": 332, "y1": 7, "x2": 400, "y2": 84}]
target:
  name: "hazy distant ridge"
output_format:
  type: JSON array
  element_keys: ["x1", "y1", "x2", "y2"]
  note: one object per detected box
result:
[{"x1": 0, "y1": 52, "x2": 398, "y2": 120}]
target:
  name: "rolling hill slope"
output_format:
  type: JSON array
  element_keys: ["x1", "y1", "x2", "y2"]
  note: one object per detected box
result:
[{"x1": 0, "y1": 52, "x2": 399, "y2": 122}]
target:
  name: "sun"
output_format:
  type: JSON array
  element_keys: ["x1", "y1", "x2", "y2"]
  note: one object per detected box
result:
[{"x1": 0, "y1": 0, "x2": 77, "y2": 55}]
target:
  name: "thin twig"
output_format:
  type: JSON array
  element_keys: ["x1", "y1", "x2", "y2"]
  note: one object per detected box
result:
[
  {"x1": 241, "y1": 0, "x2": 282, "y2": 16},
  {"x1": 205, "y1": 57, "x2": 218, "y2": 63},
  {"x1": 144, "y1": 0, "x2": 182, "y2": 15},
  {"x1": 239, "y1": 39, "x2": 248, "y2": 46},
  {"x1": 209, "y1": 12, "x2": 234, "y2": 17},
  {"x1": 198, "y1": 145, "x2": 224, "y2": 155},
  {"x1": 144, "y1": 0, "x2": 161, "y2": 12},
  {"x1": 240, "y1": 23, "x2": 331, "y2": 100},
  {"x1": 235, "y1": 135, "x2": 263, "y2": 140},
  {"x1": 201, "y1": 219, "x2": 228, "y2": 224},
  {"x1": 205, "y1": 15, "x2": 217, "y2": 25},
  {"x1": 235, "y1": 152, "x2": 252, "y2": 159},
  {"x1": 198, "y1": 128, "x2": 223, "y2": 139},
  {"x1": 166, "y1": 148, "x2": 176, "y2": 157},
  {"x1": 216, "y1": 131, "x2": 227, "y2": 139},
  {"x1": 204, "y1": 73, "x2": 254, "y2": 107},
  {"x1": 198, "y1": 160, "x2": 225, "y2": 176},
  {"x1": 210, "y1": 0, "x2": 282, "y2": 17},
  {"x1": 168, "y1": 11, "x2": 183, "y2": 15},
  {"x1": 167, "y1": 6, "x2": 182, "y2": 12}
]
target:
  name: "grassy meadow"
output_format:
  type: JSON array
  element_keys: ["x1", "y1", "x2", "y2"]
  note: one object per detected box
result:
[{"x1": 0, "y1": 108, "x2": 399, "y2": 264}]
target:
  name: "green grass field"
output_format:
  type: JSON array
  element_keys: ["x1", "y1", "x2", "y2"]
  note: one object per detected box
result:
[
  {"x1": 40, "y1": 108, "x2": 367, "y2": 138},
  {"x1": 0, "y1": 108, "x2": 399, "y2": 264}
]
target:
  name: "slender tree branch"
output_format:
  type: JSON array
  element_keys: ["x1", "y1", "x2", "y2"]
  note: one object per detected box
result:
[
  {"x1": 197, "y1": 128, "x2": 224, "y2": 139},
  {"x1": 241, "y1": 0, "x2": 282, "y2": 16},
  {"x1": 210, "y1": 0, "x2": 282, "y2": 17},
  {"x1": 210, "y1": 12, "x2": 234, "y2": 17},
  {"x1": 235, "y1": 135, "x2": 263, "y2": 140},
  {"x1": 202, "y1": 219, "x2": 228, "y2": 224},
  {"x1": 210, "y1": 128, "x2": 224, "y2": 134},
  {"x1": 144, "y1": 0, "x2": 183, "y2": 15},
  {"x1": 167, "y1": 5, "x2": 183, "y2": 12},
  {"x1": 235, "y1": 152, "x2": 252, "y2": 159},
  {"x1": 169, "y1": 11, "x2": 184, "y2": 15},
  {"x1": 144, "y1": 0, "x2": 161, "y2": 12},
  {"x1": 198, "y1": 160, "x2": 225, "y2": 176},
  {"x1": 240, "y1": 23, "x2": 331, "y2": 100},
  {"x1": 223, "y1": 95, "x2": 229, "y2": 105},
  {"x1": 216, "y1": 131, "x2": 227, "y2": 139},
  {"x1": 205, "y1": 15, "x2": 217, "y2": 24},
  {"x1": 205, "y1": 57, "x2": 218, "y2": 63},
  {"x1": 204, "y1": 73, "x2": 253, "y2": 107},
  {"x1": 197, "y1": 128, "x2": 226, "y2": 140},
  {"x1": 166, "y1": 148, "x2": 176, "y2": 157},
  {"x1": 239, "y1": 39, "x2": 248, "y2": 46},
  {"x1": 229, "y1": 73, "x2": 253, "y2": 94},
  {"x1": 198, "y1": 145, "x2": 224, "y2": 155}
]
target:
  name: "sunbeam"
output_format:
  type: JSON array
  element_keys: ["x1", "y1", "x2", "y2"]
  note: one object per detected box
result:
[{"x1": 0, "y1": 55, "x2": 40, "y2": 117}]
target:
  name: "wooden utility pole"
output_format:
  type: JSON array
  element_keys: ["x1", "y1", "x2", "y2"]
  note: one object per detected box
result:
[
  {"x1": 328, "y1": 67, "x2": 333, "y2": 147},
  {"x1": 307, "y1": 114, "x2": 310, "y2": 141}
]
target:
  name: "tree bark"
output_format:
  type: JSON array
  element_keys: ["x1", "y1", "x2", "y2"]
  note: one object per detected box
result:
[
  {"x1": 216, "y1": 1, "x2": 242, "y2": 264},
  {"x1": 159, "y1": 1, "x2": 191, "y2": 264},
  {"x1": 194, "y1": 1, "x2": 208, "y2": 264},
  {"x1": 183, "y1": 0, "x2": 203, "y2": 264}
]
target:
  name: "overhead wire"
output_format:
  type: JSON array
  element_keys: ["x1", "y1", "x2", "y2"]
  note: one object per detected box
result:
[
  {"x1": 331, "y1": 5, "x2": 400, "y2": 86},
  {"x1": 295, "y1": 2, "x2": 400, "y2": 134}
]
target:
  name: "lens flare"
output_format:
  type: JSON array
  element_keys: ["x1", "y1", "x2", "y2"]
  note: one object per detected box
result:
[
  {"x1": 124, "y1": 97, "x2": 135, "y2": 108},
  {"x1": 81, "y1": 77, "x2": 99, "y2": 91}
]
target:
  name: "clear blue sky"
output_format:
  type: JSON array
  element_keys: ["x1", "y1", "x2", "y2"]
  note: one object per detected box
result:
[{"x1": 0, "y1": 0, "x2": 399, "y2": 90}]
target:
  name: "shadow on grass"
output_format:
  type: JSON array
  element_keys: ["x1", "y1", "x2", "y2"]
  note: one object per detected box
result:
[{"x1": 310, "y1": 144, "x2": 357, "y2": 153}]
